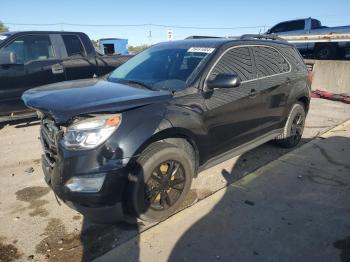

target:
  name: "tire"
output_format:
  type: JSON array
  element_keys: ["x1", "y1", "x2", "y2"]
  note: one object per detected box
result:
[
  {"x1": 314, "y1": 44, "x2": 337, "y2": 60},
  {"x1": 127, "y1": 141, "x2": 194, "y2": 222},
  {"x1": 336, "y1": 48, "x2": 346, "y2": 60},
  {"x1": 275, "y1": 102, "x2": 306, "y2": 148}
]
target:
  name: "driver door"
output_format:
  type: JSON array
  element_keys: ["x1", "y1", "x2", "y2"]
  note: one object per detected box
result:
[
  {"x1": 203, "y1": 46, "x2": 265, "y2": 157},
  {"x1": 0, "y1": 34, "x2": 65, "y2": 115}
]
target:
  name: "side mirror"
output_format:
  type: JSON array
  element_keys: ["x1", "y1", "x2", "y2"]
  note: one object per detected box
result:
[
  {"x1": 0, "y1": 51, "x2": 17, "y2": 65},
  {"x1": 207, "y1": 73, "x2": 241, "y2": 90}
]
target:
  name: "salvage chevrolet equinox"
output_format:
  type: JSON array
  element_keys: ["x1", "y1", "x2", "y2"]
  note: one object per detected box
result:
[{"x1": 22, "y1": 35, "x2": 310, "y2": 223}]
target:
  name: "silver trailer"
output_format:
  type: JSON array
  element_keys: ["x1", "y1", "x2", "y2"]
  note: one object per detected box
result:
[{"x1": 267, "y1": 18, "x2": 350, "y2": 59}]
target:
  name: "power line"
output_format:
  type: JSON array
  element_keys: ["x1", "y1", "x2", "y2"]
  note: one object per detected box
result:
[{"x1": 3, "y1": 22, "x2": 267, "y2": 30}]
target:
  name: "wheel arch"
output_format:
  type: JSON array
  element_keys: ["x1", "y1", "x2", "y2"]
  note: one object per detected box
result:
[
  {"x1": 131, "y1": 127, "x2": 201, "y2": 176},
  {"x1": 297, "y1": 95, "x2": 310, "y2": 113}
]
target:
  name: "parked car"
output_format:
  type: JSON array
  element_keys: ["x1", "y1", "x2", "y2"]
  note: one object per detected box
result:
[
  {"x1": 266, "y1": 18, "x2": 350, "y2": 59},
  {"x1": 0, "y1": 31, "x2": 132, "y2": 122},
  {"x1": 22, "y1": 35, "x2": 310, "y2": 223}
]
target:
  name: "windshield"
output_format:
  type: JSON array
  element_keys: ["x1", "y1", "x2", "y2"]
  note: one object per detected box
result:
[{"x1": 108, "y1": 46, "x2": 214, "y2": 91}]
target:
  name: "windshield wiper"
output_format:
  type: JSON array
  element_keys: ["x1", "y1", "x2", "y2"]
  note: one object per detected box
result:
[{"x1": 124, "y1": 80, "x2": 154, "y2": 90}]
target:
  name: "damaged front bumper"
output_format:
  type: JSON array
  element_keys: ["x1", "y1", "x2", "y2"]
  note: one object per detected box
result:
[{"x1": 40, "y1": 118, "x2": 130, "y2": 223}]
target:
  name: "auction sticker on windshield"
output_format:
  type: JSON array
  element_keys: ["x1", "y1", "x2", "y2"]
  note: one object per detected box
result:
[{"x1": 188, "y1": 47, "x2": 215, "y2": 53}]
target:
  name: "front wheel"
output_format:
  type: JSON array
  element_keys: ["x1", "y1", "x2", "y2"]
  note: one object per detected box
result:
[
  {"x1": 275, "y1": 103, "x2": 306, "y2": 148},
  {"x1": 126, "y1": 142, "x2": 194, "y2": 222}
]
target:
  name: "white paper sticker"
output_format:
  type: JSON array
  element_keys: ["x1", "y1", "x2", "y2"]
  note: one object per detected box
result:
[
  {"x1": 188, "y1": 47, "x2": 215, "y2": 53},
  {"x1": 0, "y1": 35, "x2": 7, "y2": 41}
]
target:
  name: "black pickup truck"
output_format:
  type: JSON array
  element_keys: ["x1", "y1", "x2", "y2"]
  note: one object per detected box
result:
[{"x1": 0, "y1": 31, "x2": 132, "y2": 122}]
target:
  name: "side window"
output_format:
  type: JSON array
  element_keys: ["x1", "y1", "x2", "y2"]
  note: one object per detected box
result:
[
  {"x1": 2, "y1": 35, "x2": 55, "y2": 64},
  {"x1": 270, "y1": 22, "x2": 288, "y2": 33},
  {"x1": 285, "y1": 20, "x2": 305, "y2": 31},
  {"x1": 270, "y1": 20, "x2": 305, "y2": 33},
  {"x1": 253, "y1": 46, "x2": 290, "y2": 77},
  {"x1": 62, "y1": 35, "x2": 85, "y2": 57},
  {"x1": 209, "y1": 47, "x2": 254, "y2": 82}
]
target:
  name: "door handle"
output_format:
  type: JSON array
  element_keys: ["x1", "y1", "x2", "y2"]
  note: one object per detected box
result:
[
  {"x1": 249, "y1": 88, "x2": 258, "y2": 98},
  {"x1": 52, "y1": 64, "x2": 64, "y2": 74}
]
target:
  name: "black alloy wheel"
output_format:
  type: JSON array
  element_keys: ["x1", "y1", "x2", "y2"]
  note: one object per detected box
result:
[
  {"x1": 127, "y1": 141, "x2": 194, "y2": 222},
  {"x1": 145, "y1": 160, "x2": 186, "y2": 211},
  {"x1": 289, "y1": 112, "x2": 304, "y2": 145},
  {"x1": 275, "y1": 102, "x2": 306, "y2": 148}
]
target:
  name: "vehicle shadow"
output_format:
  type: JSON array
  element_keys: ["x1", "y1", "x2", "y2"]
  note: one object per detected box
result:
[
  {"x1": 218, "y1": 138, "x2": 312, "y2": 185},
  {"x1": 76, "y1": 138, "x2": 313, "y2": 261},
  {"x1": 78, "y1": 162, "x2": 149, "y2": 262},
  {"x1": 0, "y1": 117, "x2": 39, "y2": 129},
  {"x1": 79, "y1": 219, "x2": 140, "y2": 262},
  {"x1": 167, "y1": 136, "x2": 350, "y2": 262}
]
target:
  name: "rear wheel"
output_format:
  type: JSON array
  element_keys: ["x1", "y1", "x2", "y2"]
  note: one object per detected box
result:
[
  {"x1": 337, "y1": 48, "x2": 346, "y2": 60},
  {"x1": 127, "y1": 142, "x2": 194, "y2": 222},
  {"x1": 314, "y1": 44, "x2": 337, "y2": 60},
  {"x1": 275, "y1": 103, "x2": 306, "y2": 148}
]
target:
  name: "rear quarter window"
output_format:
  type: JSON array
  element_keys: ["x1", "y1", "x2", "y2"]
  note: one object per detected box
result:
[
  {"x1": 253, "y1": 46, "x2": 290, "y2": 77},
  {"x1": 279, "y1": 46, "x2": 307, "y2": 73},
  {"x1": 62, "y1": 34, "x2": 85, "y2": 57}
]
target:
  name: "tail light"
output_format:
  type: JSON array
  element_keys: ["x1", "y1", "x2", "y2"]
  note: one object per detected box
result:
[
  {"x1": 306, "y1": 64, "x2": 314, "y2": 84},
  {"x1": 307, "y1": 70, "x2": 314, "y2": 84}
]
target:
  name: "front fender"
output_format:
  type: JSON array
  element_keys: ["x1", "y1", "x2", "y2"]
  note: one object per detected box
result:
[
  {"x1": 111, "y1": 101, "x2": 209, "y2": 167},
  {"x1": 108, "y1": 103, "x2": 172, "y2": 162}
]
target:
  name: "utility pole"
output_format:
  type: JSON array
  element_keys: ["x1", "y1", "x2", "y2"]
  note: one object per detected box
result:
[{"x1": 148, "y1": 30, "x2": 152, "y2": 45}]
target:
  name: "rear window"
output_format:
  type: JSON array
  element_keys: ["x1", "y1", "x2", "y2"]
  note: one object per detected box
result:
[{"x1": 62, "y1": 34, "x2": 85, "y2": 57}]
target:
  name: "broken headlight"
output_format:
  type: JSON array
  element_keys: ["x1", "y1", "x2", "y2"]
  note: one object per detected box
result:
[{"x1": 62, "y1": 114, "x2": 122, "y2": 150}]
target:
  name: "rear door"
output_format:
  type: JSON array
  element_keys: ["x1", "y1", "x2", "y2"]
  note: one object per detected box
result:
[
  {"x1": 203, "y1": 46, "x2": 265, "y2": 156},
  {"x1": 61, "y1": 34, "x2": 97, "y2": 80},
  {"x1": 251, "y1": 45, "x2": 292, "y2": 134},
  {"x1": 0, "y1": 34, "x2": 65, "y2": 115}
]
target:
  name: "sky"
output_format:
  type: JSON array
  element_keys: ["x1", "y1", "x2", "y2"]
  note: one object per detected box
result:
[{"x1": 1, "y1": 0, "x2": 350, "y2": 46}]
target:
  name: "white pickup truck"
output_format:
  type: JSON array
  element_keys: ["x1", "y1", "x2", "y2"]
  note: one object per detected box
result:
[{"x1": 267, "y1": 18, "x2": 350, "y2": 59}]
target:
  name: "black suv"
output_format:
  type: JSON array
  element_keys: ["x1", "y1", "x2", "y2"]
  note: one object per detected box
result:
[{"x1": 22, "y1": 35, "x2": 310, "y2": 223}]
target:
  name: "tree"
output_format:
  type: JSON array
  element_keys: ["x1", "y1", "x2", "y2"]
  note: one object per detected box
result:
[
  {"x1": 0, "y1": 21, "x2": 9, "y2": 33},
  {"x1": 128, "y1": 44, "x2": 149, "y2": 54},
  {"x1": 91, "y1": 39, "x2": 99, "y2": 48}
]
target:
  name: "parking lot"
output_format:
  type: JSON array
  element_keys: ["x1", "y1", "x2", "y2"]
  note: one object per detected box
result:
[{"x1": 0, "y1": 97, "x2": 349, "y2": 262}]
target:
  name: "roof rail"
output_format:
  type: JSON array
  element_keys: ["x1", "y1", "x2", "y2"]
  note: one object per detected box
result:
[
  {"x1": 185, "y1": 35, "x2": 221, "y2": 39},
  {"x1": 239, "y1": 34, "x2": 286, "y2": 42}
]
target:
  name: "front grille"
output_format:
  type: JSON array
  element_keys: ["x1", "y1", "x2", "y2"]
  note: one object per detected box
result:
[{"x1": 40, "y1": 118, "x2": 63, "y2": 167}]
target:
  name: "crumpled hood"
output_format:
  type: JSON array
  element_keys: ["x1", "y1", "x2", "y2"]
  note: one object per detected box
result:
[{"x1": 22, "y1": 78, "x2": 171, "y2": 123}]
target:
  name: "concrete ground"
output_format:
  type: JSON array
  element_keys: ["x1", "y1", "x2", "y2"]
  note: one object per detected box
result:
[{"x1": 0, "y1": 98, "x2": 349, "y2": 262}]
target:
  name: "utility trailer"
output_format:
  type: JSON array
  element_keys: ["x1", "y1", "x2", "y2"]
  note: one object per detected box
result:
[
  {"x1": 278, "y1": 32, "x2": 350, "y2": 60},
  {"x1": 267, "y1": 18, "x2": 350, "y2": 59}
]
